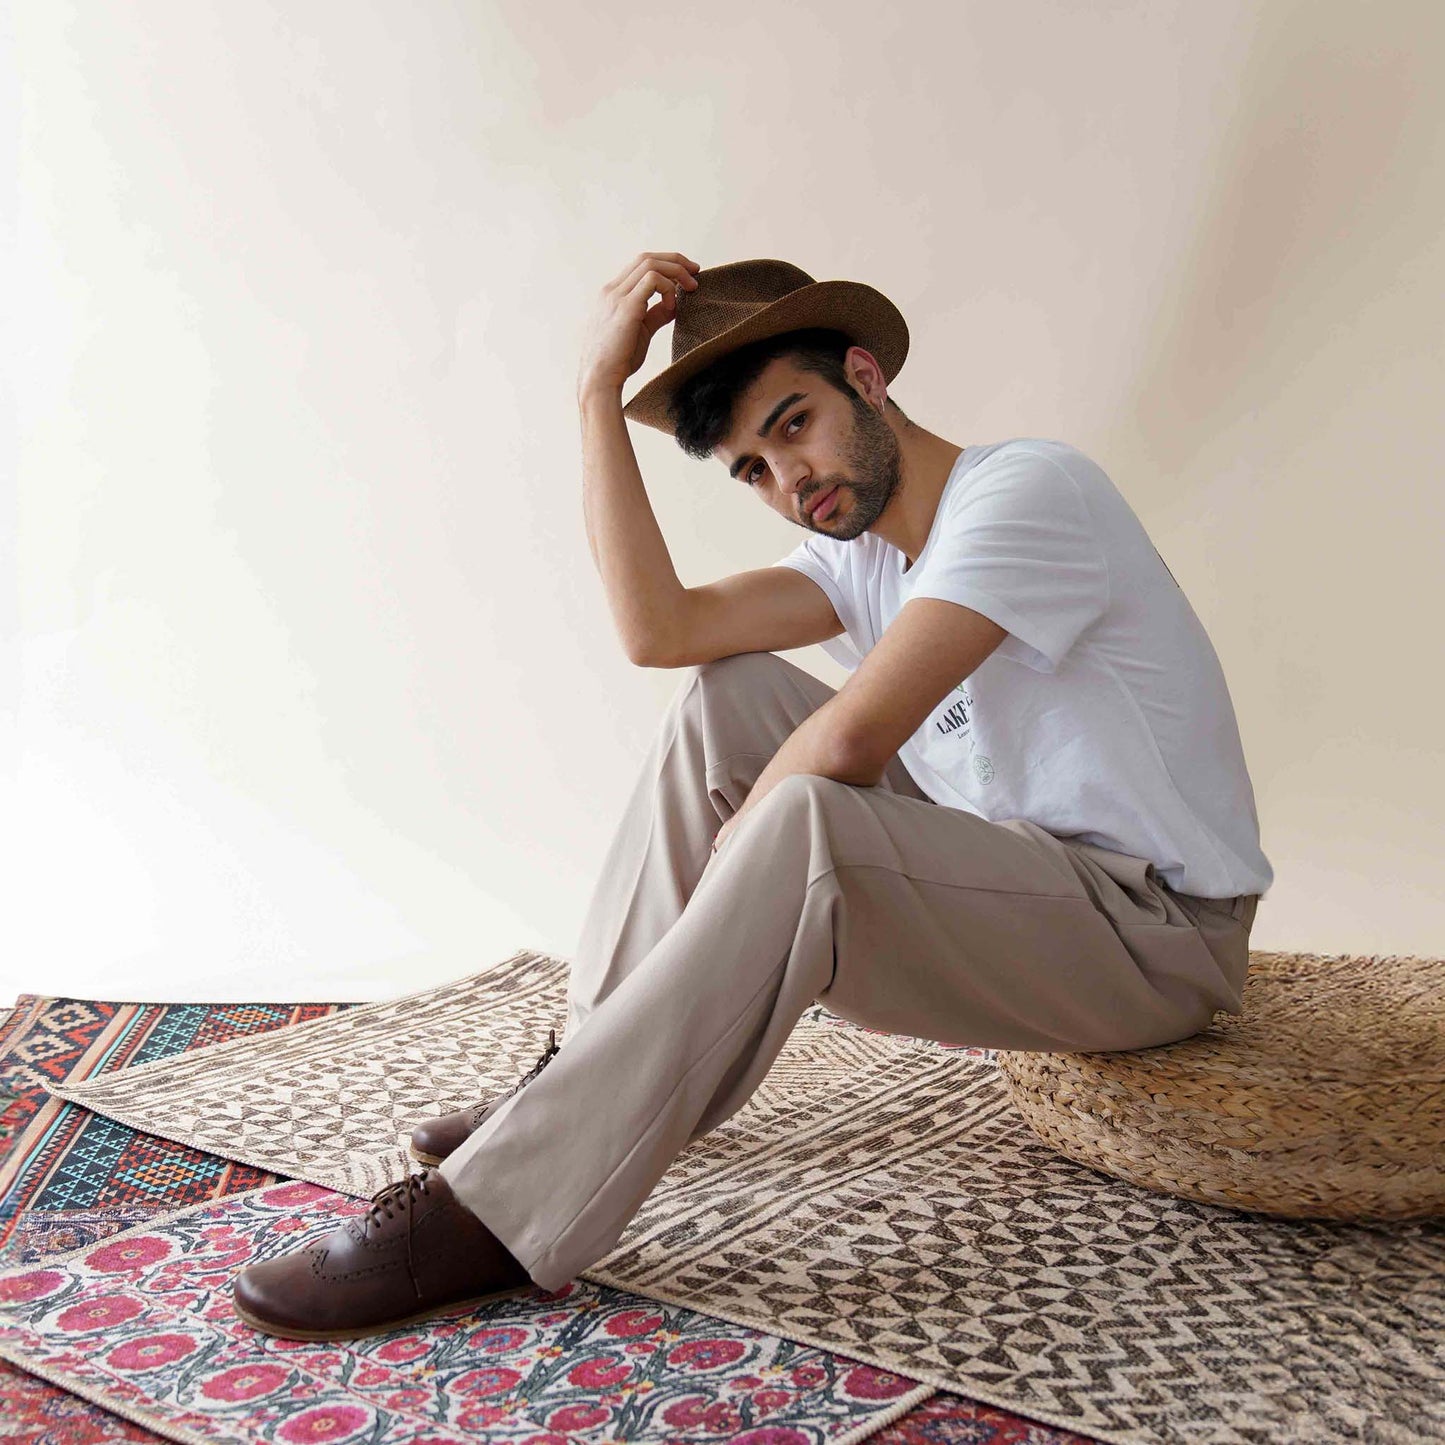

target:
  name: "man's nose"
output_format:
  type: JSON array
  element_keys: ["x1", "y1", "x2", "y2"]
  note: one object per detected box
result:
[{"x1": 776, "y1": 460, "x2": 810, "y2": 496}]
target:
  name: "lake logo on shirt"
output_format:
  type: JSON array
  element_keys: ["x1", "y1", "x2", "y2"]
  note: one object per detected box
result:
[
  {"x1": 934, "y1": 683, "x2": 971, "y2": 738},
  {"x1": 933, "y1": 683, "x2": 993, "y2": 784}
]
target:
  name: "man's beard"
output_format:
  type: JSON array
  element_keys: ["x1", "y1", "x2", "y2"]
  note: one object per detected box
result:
[{"x1": 799, "y1": 398, "x2": 902, "y2": 539}]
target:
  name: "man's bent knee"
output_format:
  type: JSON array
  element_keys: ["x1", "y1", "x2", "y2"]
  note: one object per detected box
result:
[
  {"x1": 742, "y1": 772, "x2": 850, "y2": 831},
  {"x1": 691, "y1": 651, "x2": 792, "y2": 690}
]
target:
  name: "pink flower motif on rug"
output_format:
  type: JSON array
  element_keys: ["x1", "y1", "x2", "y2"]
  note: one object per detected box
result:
[
  {"x1": 545, "y1": 1402, "x2": 613, "y2": 1432},
  {"x1": 106, "y1": 1331, "x2": 202, "y2": 1373},
  {"x1": 373, "y1": 1337, "x2": 431, "y2": 1365},
  {"x1": 87, "y1": 1234, "x2": 176, "y2": 1273},
  {"x1": 0, "y1": 1269, "x2": 69, "y2": 1305},
  {"x1": 668, "y1": 1337, "x2": 748, "y2": 1371},
  {"x1": 841, "y1": 1365, "x2": 918, "y2": 1400},
  {"x1": 200, "y1": 1362, "x2": 292, "y2": 1403},
  {"x1": 567, "y1": 1354, "x2": 633, "y2": 1388},
  {"x1": 468, "y1": 1323, "x2": 533, "y2": 1351},
  {"x1": 450, "y1": 1365, "x2": 524, "y2": 1397},
  {"x1": 604, "y1": 1306, "x2": 665, "y2": 1336},
  {"x1": 56, "y1": 1294, "x2": 146, "y2": 1332},
  {"x1": 273, "y1": 1403, "x2": 375, "y2": 1442}
]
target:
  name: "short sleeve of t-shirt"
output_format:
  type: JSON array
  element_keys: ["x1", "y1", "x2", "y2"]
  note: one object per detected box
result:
[
  {"x1": 907, "y1": 447, "x2": 1110, "y2": 674},
  {"x1": 771, "y1": 535, "x2": 866, "y2": 671}
]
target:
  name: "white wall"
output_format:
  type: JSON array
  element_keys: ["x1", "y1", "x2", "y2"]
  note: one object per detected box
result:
[{"x1": 6, "y1": 0, "x2": 1442, "y2": 1004}]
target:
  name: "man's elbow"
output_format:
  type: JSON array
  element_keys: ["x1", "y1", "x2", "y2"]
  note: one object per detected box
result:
[
  {"x1": 822, "y1": 727, "x2": 890, "y2": 788},
  {"x1": 624, "y1": 634, "x2": 678, "y2": 668}
]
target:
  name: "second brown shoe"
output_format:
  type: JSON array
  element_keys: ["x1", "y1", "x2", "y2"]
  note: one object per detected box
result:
[{"x1": 409, "y1": 1028, "x2": 559, "y2": 1165}]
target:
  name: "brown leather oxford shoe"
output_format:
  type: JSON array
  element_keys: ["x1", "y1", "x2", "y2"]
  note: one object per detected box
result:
[
  {"x1": 231, "y1": 1166, "x2": 532, "y2": 1341},
  {"x1": 409, "y1": 1029, "x2": 560, "y2": 1165}
]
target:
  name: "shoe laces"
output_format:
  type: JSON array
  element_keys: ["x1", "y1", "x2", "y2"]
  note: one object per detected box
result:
[
  {"x1": 467, "y1": 1028, "x2": 560, "y2": 1127},
  {"x1": 362, "y1": 1166, "x2": 434, "y2": 1300},
  {"x1": 361, "y1": 1031, "x2": 560, "y2": 1300}
]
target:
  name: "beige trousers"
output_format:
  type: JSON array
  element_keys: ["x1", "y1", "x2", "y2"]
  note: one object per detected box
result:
[{"x1": 440, "y1": 651, "x2": 1257, "y2": 1291}]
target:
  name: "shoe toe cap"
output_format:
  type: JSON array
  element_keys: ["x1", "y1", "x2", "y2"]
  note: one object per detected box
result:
[
  {"x1": 409, "y1": 1107, "x2": 480, "y2": 1159},
  {"x1": 232, "y1": 1252, "x2": 317, "y2": 1335}
]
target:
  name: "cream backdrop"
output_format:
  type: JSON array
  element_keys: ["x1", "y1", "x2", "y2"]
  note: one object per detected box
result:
[{"x1": 5, "y1": 0, "x2": 1442, "y2": 1005}]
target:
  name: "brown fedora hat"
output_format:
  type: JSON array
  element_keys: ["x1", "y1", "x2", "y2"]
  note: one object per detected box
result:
[{"x1": 621, "y1": 258, "x2": 911, "y2": 436}]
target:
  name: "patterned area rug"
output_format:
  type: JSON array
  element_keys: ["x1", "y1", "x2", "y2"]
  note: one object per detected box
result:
[
  {"x1": 0, "y1": 979, "x2": 1084, "y2": 1444},
  {"x1": 24, "y1": 948, "x2": 1445, "y2": 1443},
  {"x1": 0, "y1": 1181, "x2": 939, "y2": 1445},
  {"x1": 0, "y1": 997, "x2": 342, "y2": 1246}
]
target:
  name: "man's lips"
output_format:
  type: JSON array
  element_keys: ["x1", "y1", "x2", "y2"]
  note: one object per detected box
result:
[{"x1": 807, "y1": 485, "x2": 840, "y2": 518}]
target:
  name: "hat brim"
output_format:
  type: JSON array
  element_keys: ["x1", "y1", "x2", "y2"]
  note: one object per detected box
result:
[{"x1": 620, "y1": 279, "x2": 910, "y2": 437}]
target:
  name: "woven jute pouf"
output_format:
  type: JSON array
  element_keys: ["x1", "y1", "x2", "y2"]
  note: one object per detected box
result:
[{"x1": 995, "y1": 950, "x2": 1445, "y2": 1222}]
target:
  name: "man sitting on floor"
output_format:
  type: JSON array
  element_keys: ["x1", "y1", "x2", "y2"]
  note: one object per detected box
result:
[{"x1": 232, "y1": 251, "x2": 1272, "y2": 1340}]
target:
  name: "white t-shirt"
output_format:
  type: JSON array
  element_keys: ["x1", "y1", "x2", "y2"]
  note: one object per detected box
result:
[{"x1": 772, "y1": 437, "x2": 1273, "y2": 900}]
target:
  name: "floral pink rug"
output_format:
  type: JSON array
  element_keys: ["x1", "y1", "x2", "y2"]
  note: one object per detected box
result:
[{"x1": 0, "y1": 1178, "x2": 937, "y2": 1445}]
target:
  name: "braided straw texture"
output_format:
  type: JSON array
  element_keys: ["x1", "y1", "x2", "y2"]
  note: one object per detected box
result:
[{"x1": 996, "y1": 949, "x2": 1445, "y2": 1222}]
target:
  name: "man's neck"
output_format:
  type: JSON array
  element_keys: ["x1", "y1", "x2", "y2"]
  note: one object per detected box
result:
[{"x1": 869, "y1": 427, "x2": 967, "y2": 570}]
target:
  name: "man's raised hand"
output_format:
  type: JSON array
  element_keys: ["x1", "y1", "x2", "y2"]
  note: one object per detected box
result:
[{"x1": 577, "y1": 251, "x2": 702, "y2": 403}]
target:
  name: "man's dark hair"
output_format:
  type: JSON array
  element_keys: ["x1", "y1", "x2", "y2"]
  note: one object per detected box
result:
[{"x1": 668, "y1": 327, "x2": 910, "y2": 461}]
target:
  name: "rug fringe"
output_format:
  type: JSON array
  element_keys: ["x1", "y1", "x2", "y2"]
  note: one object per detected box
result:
[
  {"x1": 43, "y1": 947, "x2": 561, "y2": 1087},
  {"x1": 832, "y1": 1382, "x2": 936, "y2": 1445}
]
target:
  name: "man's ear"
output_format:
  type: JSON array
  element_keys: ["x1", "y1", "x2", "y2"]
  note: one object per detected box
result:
[{"x1": 844, "y1": 345, "x2": 886, "y2": 407}]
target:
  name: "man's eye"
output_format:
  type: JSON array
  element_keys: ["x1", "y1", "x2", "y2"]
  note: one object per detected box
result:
[{"x1": 745, "y1": 413, "x2": 806, "y2": 485}]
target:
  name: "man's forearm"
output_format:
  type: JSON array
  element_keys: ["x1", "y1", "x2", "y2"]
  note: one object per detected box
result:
[{"x1": 578, "y1": 386, "x2": 686, "y2": 664}]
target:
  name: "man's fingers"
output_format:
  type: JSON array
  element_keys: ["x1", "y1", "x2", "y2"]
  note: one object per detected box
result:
[
  {"x1": 643, "y1": 288, "x2": 676, "y2": 336},
  {"x1": 628, "y1": 269, "x2": 681, "y2": 333},
  {"x1": 608, "y1": 253, "x2": 700, "y2": 297}
]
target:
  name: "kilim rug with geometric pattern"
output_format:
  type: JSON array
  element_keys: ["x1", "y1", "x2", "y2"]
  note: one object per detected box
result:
[
  {"x1": 13, "y1": 948, "x2": 1445, "y2": 1442},
  {"x1": 0, "y1": 998, "x2": 345, "y2": 1245},
  {"x1": 0, "y1": 975, "x2": 1084, "y2": 1444}
]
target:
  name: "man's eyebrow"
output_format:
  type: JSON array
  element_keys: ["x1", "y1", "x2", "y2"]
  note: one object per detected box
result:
[{"x1": 727, "y1": 391, "x2": 809, "y2": 479}]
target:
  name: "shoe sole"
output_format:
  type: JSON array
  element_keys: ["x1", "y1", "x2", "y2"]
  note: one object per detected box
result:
[
  {"x1": 231, "y1": 1282, "x2": 532, "y2": 1342},
  {"x1": 409, "y1": 1144, "x2": 444, "y2": 1166}
]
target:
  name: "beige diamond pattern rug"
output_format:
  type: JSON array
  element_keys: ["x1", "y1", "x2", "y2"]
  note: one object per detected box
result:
[{"x1": 48, "y1": 948, "x2": 1445, "y2": 1443}]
